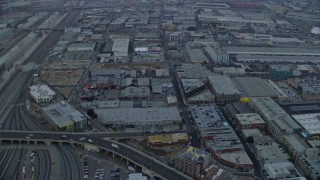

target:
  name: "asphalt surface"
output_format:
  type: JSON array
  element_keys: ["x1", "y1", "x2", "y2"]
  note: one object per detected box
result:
[
  {"x1": 0, "y1": 131, "x2": 190, "y2": 180},
  {"x1": 160, "y1": 31, "x2": 202, "y2": 148}
]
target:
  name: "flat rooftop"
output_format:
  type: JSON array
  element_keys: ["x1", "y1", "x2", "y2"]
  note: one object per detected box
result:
[
  {"x1": 235, "y1": 113, "x2": 265, "y2": 126},
  {"x1": 233, "y1": 77, "x2": 279, "y2": 97},
  {"x1": 250, "y1": 97, "x2": 302, "y2": 131},
  {"x1": 236, "y1": 54, "x2": 320, "y2": 63},
  {"x1": 292, "y1": 113, "x2": 320, "y2": 135},
  {"x1": 42, "y1": 101, "x2": 86, "y2": 128},
  {"x1": 225, "y1": 46, "x2": 320, "y2": 56},
  {"x1": 217, "y1": 151, "x2": 252, "y2": 165},
  {"x1": 207, "y1": 75, "x2": 241, "y2": 95},
  {"x1": 96, "y1": 107, "x2": 181, "y2": 124}
]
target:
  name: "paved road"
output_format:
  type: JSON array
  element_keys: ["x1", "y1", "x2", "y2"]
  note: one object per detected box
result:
[
  {"x1": 160, "y1": 30, "x2": 202, "y2": 148},
  {"x1": 0, "y1": 131, "x2": 190, "y2": 180}
]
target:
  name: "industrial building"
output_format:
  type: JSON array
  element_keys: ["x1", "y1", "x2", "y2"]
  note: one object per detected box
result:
[
  {"x1": 176, "y1": 63, "x2": 213, "y2": 79},
  {"x1": 269, "y1": 65, "x2": 293, "y2": 80},
  {"x1": 253, "y1": 137, "x2": 290, "y2": 165},
  {"x1": 67, "y1": 43, "x2": 95, "y2": 52},
  {"x1": 264, "y1": 162, "x2": 304, "y2": 179},
  {"x1": 181, "y1": 79, "x2": 205, "y2": 97},
  {"x1": 207, "y1": 75, "x2": 241, "y2": 104},
  {"x1": 233, "y1": 77, "x2": 280, "y2": 98},
  {"x1": 235, "y1": 113, "x2": 265, "y2": 130},
  {"x1": 249, "y1": 97, "x2": 311, "y2": 161},
  {"x1": 41, "y1": 101, "x2": 87, "y2": 131},
  {"x1": 235, "y1": 54, "x2": 320, "y2": 63},
  {"x1": 291, "y1": 113, "x2": 320, "y2": 139},
  {"x1": 204, "y1": 42, "x2": 229, "y2": 65},
  {"x1": 185, "y1": 44, "x2": 208, "y2": 64},
  {"x1": 249, "y1": 97, "x2": 302, "y2": 142},
  {"x1": 112, "y1": 39, "x2": 130, "y2": 62},
  {"x1": 30, "y1": 84, "x2": 56, "y2": 103},
  {"x1": 225, "y1": 46, "x2": 320, "y2": 56},
  {"x1": 175, "y1": 146, "x2": 211, "y2": 178},
  {"x1": 190, "y1": 104, "x2": 253, "y2": 170},
  {"x1": 187, "y1": 90, "x2": 215, "y2": 104},
  {"x1": 95, "y1": 107, "x2": 181, "y2": 131},
  {"x1": 120, "y1": 86, "x2": 151, "y2": 99}
]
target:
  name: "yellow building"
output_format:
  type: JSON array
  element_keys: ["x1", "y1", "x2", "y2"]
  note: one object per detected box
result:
[{"x1": 148, "y1": 133, "x2": 189, "y2": 147}]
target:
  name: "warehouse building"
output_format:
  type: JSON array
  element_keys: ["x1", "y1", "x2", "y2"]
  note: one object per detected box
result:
[
  {"x1": 292, "y1": 113, "x2": 320, "y2": 139},
  {"x1": 96, "y1": 107, "x2": 181, "y2": 131},
  {"x1": 232, "y1": 77, "x2": 280, "y2": 97},
  {"x1": 30, "y1": 84, "x2": 56, "y2": 103},
  {"x1": 176, "y1": 63, "x2": 213, "y2": 79},
  {"x1": 42, "y1": 101, "x2": 87, "y2": 131},
  {"x1": 120, "y1": 86, "x2": 151, "y2": 99},
  {"x1": 190, "y1": 104, "x2": 253, "y2": 170},
  {"x1": 204, "y1": 42, "x2": 229, "y2": 65},
  {"x1": 207, "y1": 75, "x2": 241, "y2": 104},
  {"x1": 235, "y1": 54, "x2": 320, "y2": 63},
  {"x1": 235, "y1": 113, "x2": 265, "y2": 130},
  {"x1": 225, "y1": 46, "x2": 320, "y2": 56},
  {"x1": 185, "y1": 45, "x2": 208, "y2": 64},
  {"x1": 249, "y1": 97, "x2": 302, "y2": 142},
  {"x1": 181, "y1": 79, "x2": 205, "y2": 97},
  {"x1": 269, "y1": 65, "x2": 293, "y2": 80},
  {"x1": 112, "y1": 39, "x2": 130, "y2": 62}
]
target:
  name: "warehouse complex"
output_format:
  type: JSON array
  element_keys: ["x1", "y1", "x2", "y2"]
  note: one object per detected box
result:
[{"x1": 41, "y1": 101, "x2": 87, "y2": 131}]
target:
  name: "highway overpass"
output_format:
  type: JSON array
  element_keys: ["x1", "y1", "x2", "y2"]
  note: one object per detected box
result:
[{"x1": 0, "y1": 131, "x2": 191, "y2": 180}]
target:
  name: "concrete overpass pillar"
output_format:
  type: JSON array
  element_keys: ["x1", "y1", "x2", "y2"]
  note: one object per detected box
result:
[
  {"x1": 112, "y1": 153, "x2": 115, "y2": 158},
  {"x1": 46, "y1": 141, "x2": 51, "y2": 145}
]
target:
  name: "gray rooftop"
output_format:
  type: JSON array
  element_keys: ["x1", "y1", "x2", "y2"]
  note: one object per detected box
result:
[
  {"x1": 249, "y1": 97, "x2": 302, "y2": 133},
  {"x1": 207, "y1": 75, "x2": 241, "y2": 95},
  {"x1": 176, "y1": 63, "x2": 214, "y2": 79},
  {"x1": 225, "y1": 46, "x2": 320, "y2": 56},
  {"x1": 42, "y1": 101, "x2": 86, "y2": 128},
  {"x1": 96, "y1": 107, "x2": 181, "y2": 124},
  {"x1": 233, "y1": 77, "x2": 279, "y2": 97}
]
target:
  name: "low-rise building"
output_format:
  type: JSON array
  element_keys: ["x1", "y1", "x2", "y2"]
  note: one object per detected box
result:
[
  {"x1": 181, "y1": 79, "x2": 205, "y2": 97},
  {"x1": 269, "y1": 65, "x2": 293, "y2": 80},
  {"x1": 41, "y1": 101, "x2": 87, "y2": 131},
  {"x1": 235, "y1": 113, "x2": 265, "y2": 130},
  {"x1": 207, "y1": 75, "x2": 241, "y2": 104},
  {"x1": 292, "y1": 113, "x2": 320, "y2": 139},
  {"x1": 96, "y1": 107, "x2": 181, "y2": 131},
  {"x1": 191, "y1": 104, "x2": 253, "y2": 170},
  {"x1": 147, "y1": 133, "x2": 188, "y2": 147},
  {"x1": 175, "y1": 146, "x2": 211, "y2": 178},
  {"x1": 120, "y1": 86, "x2": 151, "y2": 99},
  {"x1": 30, "y1": 84, "x2": 56, "y2": 103},
  {"x1": 176, "y1": 63, "x2": 213, "y2": 79}
]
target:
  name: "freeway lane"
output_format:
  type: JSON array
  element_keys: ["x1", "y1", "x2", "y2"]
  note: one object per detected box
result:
[{"x1": 0, "y1": 132, "x2": 191, "y2": 180}]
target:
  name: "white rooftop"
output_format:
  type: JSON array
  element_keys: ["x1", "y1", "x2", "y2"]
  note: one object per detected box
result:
[
  {"x1": 30, "y1": 84, "x2": 56, "y2": 100},
  {"x1": 292, "y1": 113, "x2": 320, "y2": 135}
]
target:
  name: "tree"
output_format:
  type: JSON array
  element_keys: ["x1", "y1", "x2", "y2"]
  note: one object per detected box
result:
[
  {"x1": 96, "y1": 56, "x2": 101, "y2": 62},
  {"x1": 187, "y1": 27, "x2": 196, "y2": 31},
  {"x1": 87, "y1": 109, "x2": 97, "y2": 119},
  {"x1": 246, "y1": 136, "x2": 254, "y2": 143}
]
